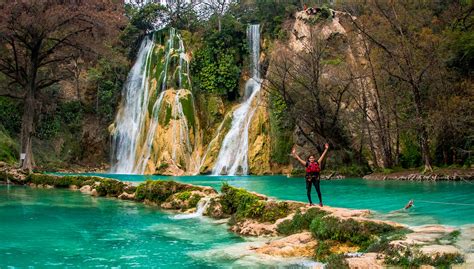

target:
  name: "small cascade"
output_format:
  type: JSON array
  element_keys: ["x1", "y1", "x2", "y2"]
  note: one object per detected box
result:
[
  {"x1": 111, "y1": 28, "x2": 200, "y2": 174},
  {"x1": 171, "y1": 197, "x2": 211, "y2": 220},
  {"x1": 212, "y1": 24, "x2": 262, "y2": 175}
]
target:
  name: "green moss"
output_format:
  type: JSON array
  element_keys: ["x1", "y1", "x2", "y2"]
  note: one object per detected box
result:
[
  {"x1": 24, "y1": 174, "x2": 126, "y2": 197},
  {"x1": 269, "y1": 91, "x2": 293, "y2": 164},
  {"x1": 220, "y1": 183, "x2": 291, "y2": 222},
  {"x1": 176, "y1": 191, "x2": 192, "y2": 201},
  {"x1": 159, "y1": 104, "x2": 172, "y2": 126},
  {"x1": 188, "y1": 194, "x2": 202, "y2": 208},
  {"x1": 135, "y1": 180, "x2": 199, "y2": 204},
  {"x1": 95, "y1": 178, "x2": 126, "y2": 197},
  {"x1": 179, "y1": 94, "x2": 195, "y2": 129}
]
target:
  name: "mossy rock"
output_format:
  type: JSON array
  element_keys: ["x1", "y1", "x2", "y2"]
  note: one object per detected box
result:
[
  {"x1": 179, "y1": 94, "x2": 196, "y2": 130},
  {"x1": 220, "y1": 183, "x2": 293, "y2": 222},
  {"x1": 24, "y1": 174, "x2": 126, "y2": 197}
]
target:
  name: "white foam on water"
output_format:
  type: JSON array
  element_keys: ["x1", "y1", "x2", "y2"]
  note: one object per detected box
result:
[
  {"x1": 171, "y1": 197, "x2": 211, "y2": 220},
  {"x1": 188, "y1": 241, "x2": 323, "y2": 268}
]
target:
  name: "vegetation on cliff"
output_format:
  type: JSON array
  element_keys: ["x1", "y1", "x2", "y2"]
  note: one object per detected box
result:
[{"x1": 0, "y1": 1, "x2": 471, "y2": 176}]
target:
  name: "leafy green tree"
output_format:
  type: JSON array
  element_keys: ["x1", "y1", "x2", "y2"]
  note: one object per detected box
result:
[
  {"x1": 191, "y1": 14, "x2": 246, "y2": 99},
  {"x1": 121, "y1": 3, "x2": 168, "y2": 58}
]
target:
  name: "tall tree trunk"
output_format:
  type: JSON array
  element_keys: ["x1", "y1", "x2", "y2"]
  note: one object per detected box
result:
[
  {"x1": 20, "y1": 86, "x2": 36, "y2": 172},
  {"x1": 411, "y1": 84, "x2": 433, "y2": 172}
]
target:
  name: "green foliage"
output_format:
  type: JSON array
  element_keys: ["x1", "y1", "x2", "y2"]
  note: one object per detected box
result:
[
  {"x1": 135, "y1": 180, "x2": 198, "y2": 203},
  {"x1": 220, "y1": 183, "x2": 291, "y2": 222},
  {"x1": 383, "y1": 245, "x2": 464, "y2": 267},
  {"x1": 315, "y1": 240, "x2": 332, "y2": 261},
  {"x1": 310, "y1": 216, "x2": 400, "y2": 250},
  {"x1": 269, "y1": 91, "x2": 293, "y2": 164},
  {"x1": 121, "y1": 3, "x2": 168, "y2": 59},
  {"x1": 399, "y1": 132, "x2": 422, "y2": 168},
  {"x1": 229, "y1": 0, "x2": 300, "y2": 40},
  {"x1": 300, "y1": 5, "x2": 333, "y2": 25},
  {"x1": 36, "y1": 113, "x2": 61, "y2": 140},
  {"x1": 188, "y1": 194, "x2": 202, "y2": 208},
  {"x1": 87, "y1": 58, "x2": 128, "y2": 123},
  {"x1": 26, "y1": 174, "x2": 96, "y2": 188},
  {"x1": 0, "y1": 97, "x2": 22, "y2": 136},
  {"x1": 95, "y1": 178, "x2": 126, "y2": 197},
  {"x1": 0, "y1": 126, "x2": 18, "y2": 164},
  {"x1": 59, "y1": 101, "x2": 83, "y2": 134},
  {"x1": 277, "y1": 208, "x2": 328, "y2": 235},
  {"x1": 176, "y1": 191, "x2": 192, "y2": 201},
  {"x1": 325, "y1": 254, "x2": 349, "y2": 269},
  {"x1": 180, "y1": 95, "x2": 195, "y2": 129},
  {"x1": 191, "y1": 15, "x2": 246, "y2": 100}
]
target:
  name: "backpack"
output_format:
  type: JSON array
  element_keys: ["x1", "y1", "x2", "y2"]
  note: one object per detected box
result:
[{"x1": 306, "y1": 161, "x2": 321, "y2": 173}]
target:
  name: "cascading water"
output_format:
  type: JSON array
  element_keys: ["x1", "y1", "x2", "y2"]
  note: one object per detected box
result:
[
  {"x1": 212, "y1": 24, "x2": 262, "y2": 175},
  {"x1": 171, "y1": 197, "x2": 211, "y2": 220},
  {"x1": 111, "y1": 28, "x2": 199, "y2": 174},
  {"x1": 110, "y1": 37, "x2": 155, "y2": 174}
]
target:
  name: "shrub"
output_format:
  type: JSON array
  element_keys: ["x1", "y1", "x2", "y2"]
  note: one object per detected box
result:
[
  {"x1": 188, "y1": 194, "x2": 202, "y2": 208},
  {"x1": 315, "y1": 240, "x2": 332, "y2": 261},
  {"x1": 325, "y1": 254, "x2": 349, "y2": 269},
  {"x1": 277, "y1": 207, "x2": 328, "y2": 235},
  {"x1": 176, "y1": 191, "x2": 192, "y2": 201},
  {"x1": 310, "y1": 216, "x2": 400, "y2": 250},
  {"x1": 384, "y1": 245, "x2": 464, "y2": 267}
]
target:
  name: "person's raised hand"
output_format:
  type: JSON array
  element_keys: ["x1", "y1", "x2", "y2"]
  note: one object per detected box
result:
[
  {"x1": 291, "y1": 147, "x2": 296, "y2": 156},
  {"x1": 324, "y1": 143, "x2": 329, "y2": 150}
]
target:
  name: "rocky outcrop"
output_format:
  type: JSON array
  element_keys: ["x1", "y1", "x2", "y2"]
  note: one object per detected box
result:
[
  {"x1": 231, "y1": 219, "x2": 277, "y2": 236},
  {"x1": 248, "y1": 91, "x2": 272, "y2": 175},
  {"x1": 252, "y1": 232, "x2": 317, "y2": 257}
]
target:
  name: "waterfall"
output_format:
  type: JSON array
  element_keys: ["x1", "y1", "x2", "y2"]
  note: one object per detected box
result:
[
  {"x1": 212, "y1": 24, "x2": 262, "y2": 176},
  {"x1": 171, "y1": 197, "x2": 211, "y2": 220},
  {"x1": 111, "y1": 28, "x2": 197, "y2": 174},
  {"x1": 110, "y1": 36, "x2": 155, "y2": 174}
]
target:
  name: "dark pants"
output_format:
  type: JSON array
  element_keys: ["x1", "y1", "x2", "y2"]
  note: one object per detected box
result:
[{"x1": 305, "y1": 176, "x2": 322, "y2": 205}]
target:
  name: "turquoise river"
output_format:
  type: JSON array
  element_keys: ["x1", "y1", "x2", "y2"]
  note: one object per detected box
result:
[{"x1": 1, "y1": 175, "x2": 473, "y2": 267}]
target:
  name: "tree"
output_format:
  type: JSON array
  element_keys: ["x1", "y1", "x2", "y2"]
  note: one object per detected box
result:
[
  {"x1": 349, "y1": 1, "x2": 448, "y2": 172},
  {"x1": 121, "y1": 2, "x2": 168, "y2": 59},
  {"x1": 198, "y1": 0, "x2": 235, "y2": 32},
  {"x1": 0, "y1": 0, "x2": 124, "y2": 171},
  {"x1": 266, "y1": 27, "x2": 354, "y2": 156}
]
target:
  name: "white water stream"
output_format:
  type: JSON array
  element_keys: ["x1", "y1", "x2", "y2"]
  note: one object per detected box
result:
[{"x1": 212, "y1": 24, "x2": 262, "y2": 175}]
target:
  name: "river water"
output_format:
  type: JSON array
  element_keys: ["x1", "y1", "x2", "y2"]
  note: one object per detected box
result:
[
  {"x1": 1, "y1": 175, "x2": 473, "y2": 267},
  {"x1": 55, "y1": 174, "x2": 474, "y2": 227}
]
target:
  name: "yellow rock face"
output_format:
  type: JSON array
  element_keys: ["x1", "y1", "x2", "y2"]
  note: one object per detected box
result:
[
  {"x1": 135, "y1": 89, "x2": 203, "y2": 175},
  {"x1": 248, "y1": 92, "x2": 272, "y2": 175}
]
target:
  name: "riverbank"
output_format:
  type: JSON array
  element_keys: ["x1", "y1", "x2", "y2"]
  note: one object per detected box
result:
[
  {"x1": 1, "y1": 169, "x2": 471, "y2": 268},
  {"x1": 364, "y1": 167, "x2": 474, "y2": 181}
]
